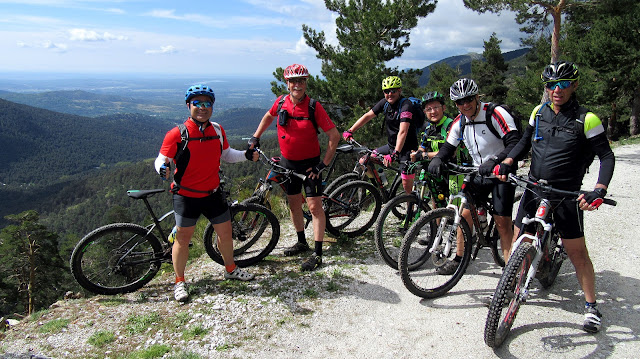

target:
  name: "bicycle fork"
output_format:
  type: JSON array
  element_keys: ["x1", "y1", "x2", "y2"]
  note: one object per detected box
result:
[{"x1": 428, "y1": 192, "x2": 467, "y2": 257}]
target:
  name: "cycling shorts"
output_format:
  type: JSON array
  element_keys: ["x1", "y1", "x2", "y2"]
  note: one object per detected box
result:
[
  {"x1": 280, "y1": 156, "x2": 324, "y2": 197},
  {"x1": 375, "y1": 144, "x2": 413, "y2": 175},
  {"x1": 514, "y1": 185, "x2": 584, "y2": 239},
  {"x1": 467, "y1": 175, "x2": 516, "y2": 217},
  {"x1": 172, "y1": 190, "x2": 230, "y2": 228}
]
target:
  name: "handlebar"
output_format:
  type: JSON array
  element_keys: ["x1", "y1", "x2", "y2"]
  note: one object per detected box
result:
[
  {"x1": 254, "y1": 148, "x2": 307, "y2": 181},
  {"x1": 346, "y1": 138, "x2": 405, "y2": 172},
  {"x1": 508, "y1": 174, "x2": 617, "y2": 206},
  {"x1": 446, "y1": 163, "x2": 478, "y2": 175}
]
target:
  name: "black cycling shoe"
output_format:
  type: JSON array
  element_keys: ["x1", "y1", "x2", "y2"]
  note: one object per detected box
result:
[
  {"x1": 301, "y1": 255, "x2": 322, "y2": 271},
  {"x1": 284, "y1": 242, "x2": 311, "y2": 256}
]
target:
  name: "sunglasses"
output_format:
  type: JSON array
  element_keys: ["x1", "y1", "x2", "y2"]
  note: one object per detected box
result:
[
  {"x1": 455, "y1": 97, "x2": 475, "y2": 106},
  {"x1": 545, "y1": 80, "x2": 573, "y2": 90},
  {"x1": 383, "y1": 88, "x2": 399, "y2": 94},
  {"x1": 191, "y1": 100, "x2": 213, "y2": 108},
  {"x1": 288, "y1": 78, "x2": 307, "y2": 84}
]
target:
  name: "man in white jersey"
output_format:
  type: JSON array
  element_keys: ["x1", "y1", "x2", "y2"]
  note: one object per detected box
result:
[{"x1": 427, "y1": 78, "x2": 521, "y2": 274}]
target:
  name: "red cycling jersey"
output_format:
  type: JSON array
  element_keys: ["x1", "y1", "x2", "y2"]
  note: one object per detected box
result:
[
  {"x1": 269, "y1": 94, "x2": 336, "y2": 161},
  {"x1": 159, "y1": 118, "x2": 229, "y2": 198}
]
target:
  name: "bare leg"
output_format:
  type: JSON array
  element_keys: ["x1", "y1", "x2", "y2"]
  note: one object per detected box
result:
[
  {"x1": 172, "y1": 226, "x2": 195, "y2": 278},
  {"x1": 563, "y1": 236, "x2": 596, "y2": 303}
]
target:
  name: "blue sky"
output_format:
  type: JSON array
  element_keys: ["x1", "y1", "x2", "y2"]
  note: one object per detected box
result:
[{"x1": 0, "y1": 0, "x2": 523, "y2": 77}]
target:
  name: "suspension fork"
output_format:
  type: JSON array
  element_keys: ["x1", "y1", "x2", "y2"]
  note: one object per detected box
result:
[{"x1": 428, "y1": 192, "x2": 467, "y2": 256}]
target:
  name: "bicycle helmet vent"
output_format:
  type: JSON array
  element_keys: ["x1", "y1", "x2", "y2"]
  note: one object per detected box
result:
[
  {"x1": 422, "y1": 91, "x2": 445, "y2": 105},
  {"x1": 283, "y1": 64, "x2": 310, "y2": 79},
  {"x1": 449, "y1": 78, "x2": 479, "y2": 101},
  {"x1": 185, "y1": 84, "x2": 215, "y2": 104},
  {"x1": 541, "y1": 61, "x2": 579, "y2": 82}
]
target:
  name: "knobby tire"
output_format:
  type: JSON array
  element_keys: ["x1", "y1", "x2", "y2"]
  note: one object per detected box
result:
[{"x1": 325, "y1": 180, "x2": 382, "y2": 237}]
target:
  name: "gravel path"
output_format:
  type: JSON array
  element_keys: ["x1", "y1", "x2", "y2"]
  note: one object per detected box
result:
[{"x1": 2, "y1": 143, "x2": 638, "y2": 359}]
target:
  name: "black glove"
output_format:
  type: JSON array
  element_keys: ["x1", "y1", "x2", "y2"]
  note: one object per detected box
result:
[
  {"x1": 159, "y1": 163, "x2": 169, "y2": 181},
  {"x1": 479, "y1": 158, "x2": 498, "y2": 177},
  {"x1": 309, "y1": 162, "x2": 327, "y2": 176},
  {"x1": 494, "y1": 162, "x2": 512, "y2": 176},
  {"x1": 583, "y1": 188, "x2": 607, "y2": 208},
  {"x1": 244, "y1": 148, "x2": 256, "y2": 160},
  {"x1": 428, "y1": 157, "x2": 444, "y2": 177},
  {"x1": 247, "y1": 136, "x2": 260, "y2": 149}
]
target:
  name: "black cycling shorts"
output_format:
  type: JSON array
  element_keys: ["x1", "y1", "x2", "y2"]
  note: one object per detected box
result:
[
  {"x1": 514, "y1": 185, "x2": 584, "y2": 239},
  {"x1": 467, "y1": 175, "x2": 516, "y2": 217},
  {"x1": 172, "y1": 190, "x2": 230, "y2": 228},
  {"x1": 280, "y1": 156, "x2": 324, "y2": 197},
  {"x1": 375, "y1": 144, "x2": 413, "y2": 175}
]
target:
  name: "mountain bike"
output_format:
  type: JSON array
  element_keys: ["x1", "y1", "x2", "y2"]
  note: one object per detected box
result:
[
  {"x1": 239, "y1": 148, "x2": 382, "y2": 238},
  {"x1": 484, "y1": 174, "x2": 616, "y2": 348},
  {"x1": 373, "y1": 159, "x2": 450, "y2": 269},
  {"x1": 70, "y1": 186, "x2": 279, "y2": 295},
  {"x1": 323, "y1": 139, "x2": 404, "y2": 203},
  {"x1": 398, "y1": 163, "x2": 513, "y2": 298}
]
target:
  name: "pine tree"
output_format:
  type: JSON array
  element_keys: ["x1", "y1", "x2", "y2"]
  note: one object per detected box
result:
[{"x1": 472, "y1": 33, "x2": 509, "y2": 104}]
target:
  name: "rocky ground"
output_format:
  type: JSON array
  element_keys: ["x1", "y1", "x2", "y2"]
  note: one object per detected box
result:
[{"x1": 2, "y1": 143, "x2": 639, "y2": 359}]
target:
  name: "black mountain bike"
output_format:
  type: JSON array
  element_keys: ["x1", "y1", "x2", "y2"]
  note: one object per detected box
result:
[
  {"x1": 70, "y1": 186, "x2": 278, "y2": 295},
  {"x1": 484, "y1": 174, "x2": 616, "y2": 348},
  {"x1": 398, "y1": 164, "x2": 513, "y2": 299}
]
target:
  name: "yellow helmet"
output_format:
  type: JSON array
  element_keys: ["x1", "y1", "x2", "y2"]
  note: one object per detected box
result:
[{"x1": 381, "y1": 76, "x2": 402, "y2": 90}]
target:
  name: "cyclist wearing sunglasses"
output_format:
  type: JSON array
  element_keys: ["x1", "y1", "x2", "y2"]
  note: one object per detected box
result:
[
  {"x1": 343, "y1": 76, "x2": 421, "y2": 194},
  {"x1": 494, "y1": 61, "x2": 615, "y2": 333},
  {"x1": 427, "y1": 78, "x2": 521, "y2": 274},
  {"x1": 155, "y1": 84, "x2": 259, "y2": 302},
  {"x1": 248, "y1": 64, "x2": 339, "y2": 271}
]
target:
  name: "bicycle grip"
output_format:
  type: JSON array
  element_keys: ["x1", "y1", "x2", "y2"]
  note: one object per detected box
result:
[{"x1": 602, "y1": 198, "x2": 617, "y2": 206}]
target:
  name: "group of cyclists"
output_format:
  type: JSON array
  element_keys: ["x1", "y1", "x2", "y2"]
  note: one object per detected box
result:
[{"x1": 155, "y1": 61, "x2": 615, "y2": 334}]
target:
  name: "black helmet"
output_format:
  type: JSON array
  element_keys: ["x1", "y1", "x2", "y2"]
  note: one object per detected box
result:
[
  {"x1": 450, "y1": 78, "x2": 479, "y2": 101},
  {"x1": 541, "y1": 61, "x2": 579, "y2": 82},
  {"x1": 421, "y1": 91, "x2": 445, "y2": 106}
]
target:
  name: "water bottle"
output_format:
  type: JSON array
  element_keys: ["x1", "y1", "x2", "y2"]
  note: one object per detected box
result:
[
  {"x1": 477, "y1": 207, "x2": 488, "y2": 234},
  {"x1": 168, "y1": 225, "x2": 177, "y2": 244},
  {"x1": 378, "y1": 168, "x2": 388, "y2": 186}
]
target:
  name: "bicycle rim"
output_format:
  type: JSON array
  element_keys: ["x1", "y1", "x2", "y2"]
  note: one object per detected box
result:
[
  {"x1": 399, "y1": 208, "x2": 472, "y2": 298},
  {"x1": 203, "y1": 203, "x2": 280, "y2": 267},
  {"x1": 70, "y1": 223, "x2": 163, "y2": 295},
  {"x1": 325, "y1": 180, "x2": 381, "y2": 237},
  {"x1": 484, "y1": 242, "x2": 536, "y2": 348}
]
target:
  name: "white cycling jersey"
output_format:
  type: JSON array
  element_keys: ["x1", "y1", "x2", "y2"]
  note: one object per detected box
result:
[{"x1": 445, "y1": 102, "x2": 518, "y2": 166}]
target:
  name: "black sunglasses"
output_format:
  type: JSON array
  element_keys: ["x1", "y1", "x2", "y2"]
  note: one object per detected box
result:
[
  {"x1": 383, "y1": 88, "x2": 399, "y2": 94},
  {"x1": 455, "y1": 96, "x2": 475, "y2": 106}
]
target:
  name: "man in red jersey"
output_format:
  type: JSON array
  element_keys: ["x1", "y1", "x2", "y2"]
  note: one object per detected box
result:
[
  {"x1": 155, "y1": 84, "x2": 258, "y2": 302},
  {"x1": 248, "y1": 64, "x2": 340, "y2": 271}
]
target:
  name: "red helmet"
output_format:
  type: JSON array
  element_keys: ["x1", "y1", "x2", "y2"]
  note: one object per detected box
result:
[{"x1": 283, "y1": 64, "x2": 309, "y2": 80}]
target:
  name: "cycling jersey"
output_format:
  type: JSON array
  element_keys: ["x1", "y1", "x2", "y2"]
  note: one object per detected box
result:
[
  {"x1": 509, "y1": 96, "x2": 615, "y2": 189},
  {"x1": 420, "y1": 116, "x2": 454, "y2": 152},
  {"x1": 159, "y1": 119, "x2": 229, "y2": 198},
  {"x1": 445, "y1": 102, "x2": 518, "y2": 167},
  {"x1": 371, "y1": 97, "x2": 419, "y2": 152},
  {"x1": 269, "y1": 94, "x2": 335, "y2": 161}
]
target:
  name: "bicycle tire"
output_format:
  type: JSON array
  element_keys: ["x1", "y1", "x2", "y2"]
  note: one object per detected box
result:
[
  {"x1": 70, "y1": 223, "x2": 163, "y2": 295},
  {"x1": 325, "y1": 180, "x2": 382, "y2": 237},
  {"x1": 386, "y1": 174, "x2": 404, "y2": 202},
  {"x1": 399, "y1": 208, "x2": 473, "y2": 298},
  {"x1": 242, "y1": 195, "x2": 271, "y2": 210},
  {"x1": 324, "y1": 172, "x2": 360, "y2": 197},
  {"x1": 203, "y1": 202, "x2": 280, "y2": 267},
  {"x1": 486, "y1": 220, "x2": 506, "y2": 268},
  {"x1": 484, "y1": 241, "x2": 536, "y2": 348},
  {"x1": 537, "y1": 225, "x2": 564, "y2": 288},
  {"x1": 374, "y1": 194, "x2": 431, "y2": 269}
]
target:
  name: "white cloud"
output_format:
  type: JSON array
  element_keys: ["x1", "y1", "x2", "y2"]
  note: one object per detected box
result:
[
  {"x1": 145, "y1": 45, "x2": 177, "y2": 55},
  {"x1": 17, "y1": 39, "x2": 67, "y2": 52},
  {"x1": 68, "y1": 28, "x2": 128, "y2": 41}
]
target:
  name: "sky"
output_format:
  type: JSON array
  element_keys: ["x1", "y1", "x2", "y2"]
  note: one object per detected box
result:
[{"x1": 0, "y1": 0, "x2": 524, "y2": 78}]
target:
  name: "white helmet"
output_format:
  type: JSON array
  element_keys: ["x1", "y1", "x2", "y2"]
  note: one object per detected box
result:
[{"x1": 450, "y1": 78, "x2": 479, "y2": 101}]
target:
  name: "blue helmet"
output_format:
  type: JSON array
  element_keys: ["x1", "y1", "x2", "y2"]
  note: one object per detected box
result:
[{"x1": 185, "y1": 84, "x2": 215, "y2": 104}]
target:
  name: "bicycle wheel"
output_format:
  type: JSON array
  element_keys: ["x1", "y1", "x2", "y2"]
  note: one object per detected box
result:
[
  {"x1": 323, "y1": 172, "x2": 359, "y2": 197},
  {"x1": 70, "y1": 223, "x2": 163, "y2": 295},
  {"x1": 325, "y1": 180, "x2": 382, "y2": 237},
  {"x1": 537, "y1": 226, "x2": 564, "y2": 288},
  {"x1": 484, "y1": 241, "x2": 536, "y2": 348},
  {"x1": 374, "y1": 194, "x2": 431, "y2": 269},
  {"x1": 399, "y1": 208, "x2": 473, "y2": 298},
  {"x1": 242, "y1": 195, "x2": 271, "y2": 210},
  {"x1": 386, "y1": 174, "x2": 404, "y2": 202},
  {"x1": 203, "y1": 203, "x2": 280, "y2": 267},
  {"x1": 485, "y1": 219, "x2": 506, "y2": 268}
]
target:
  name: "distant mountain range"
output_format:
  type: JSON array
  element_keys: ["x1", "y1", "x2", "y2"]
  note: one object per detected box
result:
[{"x1": 417, "y1": 48, "x2": 530, "y2": 86}]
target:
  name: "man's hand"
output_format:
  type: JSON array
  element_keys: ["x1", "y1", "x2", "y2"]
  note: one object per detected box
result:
[
  {"x1": 247, "y1": 136, "x2": 260, "y2": 150},
  {"x1": 578, "y1": 188, "x2": 607, "y2": 210},
  {"x1": 159, "y1": 163, "x2": 170, "y2": 181},
  {"x1": 342, "y1": 130, "x2": 353, "y2": 142},
  {"x1": 428, "y1": 157, "x2": 444, "y2": 177},
  {"x1": 493, "y1": 162, "x2": 512, "y2": 182},
  {"x1": 307, "y1": 162, "x2": 327, "y2": 180},
  {"x1": 479, "y1": 158, "x2": 498, "y2": 177},
  {"x1": 244, "y1": 148, "x2": 258, "y2": 161},
  {"x1": 410, "y1": 150, "x2": 424, "y2": 162},
  {"x1": 383, "y1": 150, "x2": 398, "y2": 167}
]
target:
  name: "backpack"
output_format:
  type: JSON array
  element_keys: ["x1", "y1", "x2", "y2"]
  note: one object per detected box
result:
[
  {"x1": 457, "y1": 102, "x2": 523, "y2": 141},
  {"x1": 533, "y1": 102, "x2": 594, "y2": 173},
  {"x1": 382, "y1": 97, "x2": 426, "y2": 136},
  {"x1": 276, "y1": 94, "x2": 318, "y2": 133},
  {"x1": 174, "y1": 121, "x2": 224, "y2": 163}
]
